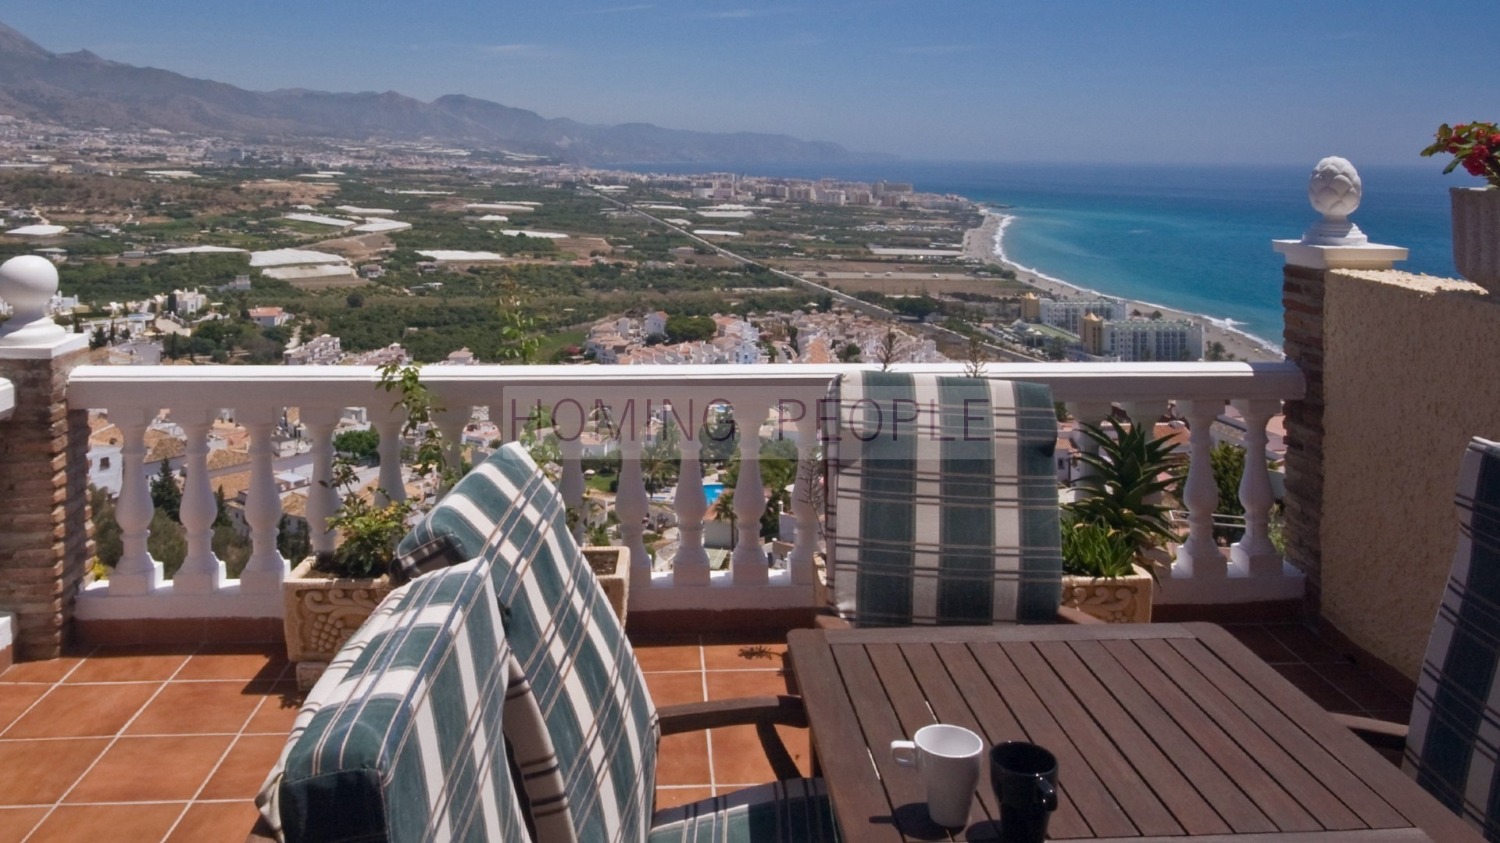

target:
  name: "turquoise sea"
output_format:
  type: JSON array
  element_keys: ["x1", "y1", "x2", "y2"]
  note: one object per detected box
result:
[{"x1": 625, "y1": 161, "x2": 1471, "y2": 350}]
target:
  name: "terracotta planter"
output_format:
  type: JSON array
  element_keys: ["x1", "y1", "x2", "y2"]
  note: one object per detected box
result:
[
  {"x1": 1451, "y1": 186, "x2": 1500, "y2": 290},
  {"x1": 283, "y1": 557, "x2": 394, "y2": 689},
  {"x1": 583, "y1": 546, "x2": 630, "y2": 625},
  {"x1": 1061, "y1": 565, "x2": 1154, "y2": 623}
]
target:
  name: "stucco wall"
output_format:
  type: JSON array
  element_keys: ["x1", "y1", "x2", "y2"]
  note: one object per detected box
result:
[{"x1": 1321, "y1": 269, "x2": 1500, "y2": 680}]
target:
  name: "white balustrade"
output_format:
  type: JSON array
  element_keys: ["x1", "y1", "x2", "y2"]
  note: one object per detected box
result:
[
  {"x1": 65, "y1": 360, "x2": 1305, "y2": 623},
  {"x1": 172, "y1": 408, "x2": 222, "y2": 594}
]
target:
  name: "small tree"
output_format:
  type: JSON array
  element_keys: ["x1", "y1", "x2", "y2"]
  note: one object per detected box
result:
[
  {"x1": 876, "y1": 327, "x2": 902, "y2": 371},
  {"x1": 150, "y1": 460, "x2": 182, "y2": 522}
]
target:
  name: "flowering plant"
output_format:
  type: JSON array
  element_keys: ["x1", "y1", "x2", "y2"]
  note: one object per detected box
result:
[{"x1": 1421, "y1": 122, "x2": 1500, "y2": 188}]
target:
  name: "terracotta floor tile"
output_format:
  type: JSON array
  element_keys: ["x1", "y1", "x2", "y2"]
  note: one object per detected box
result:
[
  {"x1": 0, "y1": 738, "x2": 110, "y2": 805},
  {"x1": 646, "y1": 672, "x2": 705, "y2": 707},
  {"x1": 126, "y1": 681, "x2": 262, "y2": 736},
  {"x1": 702, "y1": 641, "x2": 787, "y2": 672},
  {"x1": 1312, "y1": 663, "x2": 1411, "y2": 711},
  {"x1": 66, "y1": 647, "x2": 191, "y2": 684},
  {"x1": 199, "y1": 734, "x2": 288, "y2": 800},
  {"x1": 1272, "y1": 663, "x2": 1357, "y2": 712},
  {"x1": 4, "y1": 683, "x2": 159, "y2": 739},
  {"x1": 166, "y1": 800, "x2": 264, "y2": 843},
  {"x1": 1266, "y1": 625, "x2": 1347, "y2": 664},
  {"x1": 655, "y1": 731, "x2": 712, "y2": 787},
  {"x1": 705, "y1": 669, "x2": 790, "y2": 700},
  {"x1": 1221, "y1": 625, "x2": 1298, "y2": 664},
  {"x1": 654, "y1": 786, "x2": 715, "y2": 811},
  {"x1": 0, "y1": 656, "x2": 86, "y2": 685},
  {"x1": 177, "y1": 646, "x2": 287, "y2": 682},
  {"x1": 67, "y1": 735, "x2": 233, "y2": 803},
  {"x1": 710, "y1": 724, "x2": 812, "y2": 785},
  {"x1": 26, "y1": 803, "x2": 186, "y2": 843},
  {"x1": 243, "y1": 691, "x2": 303, "y2": 735},
  {"x1": 634, "y1": 638, "x2": 703, "y2": 673},
  {"x1": 0, "y1": 684, "x2": 48, "y2": 734},
  {"x1": 0, "y1": 806, "x2": 48, "y2": 843}
]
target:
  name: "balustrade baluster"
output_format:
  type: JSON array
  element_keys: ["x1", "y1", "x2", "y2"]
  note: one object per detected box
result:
[
  {"x1": 372, "y1": 411, "x2": 405, "y2": 507},
  {"x1": 174, "y1": 409, "x2": 223, "y2": 593},
  {"x1": 433, "y1": 404, "x2": 469, "y2": 490},
  {"x1": 302, "y1": 406, "x2": 341, "y2": 560},
  {"x1": 730, "y1": 399, "x2": 770, "y2": 586},
  {"x1": 615, "y1": 433, "x2": 651, "y2": 587},
  {"x1": 110, "y1": 407, "x2": 160, "y2": 595},
  {"x1": 1066, "y1": 400, "x2": 1112, "y2": 488},
  {"x1": 1231, "y1": 398, "x2": 1282, "y2": 576},
  {"x1": 788, "y1": 413, "x2": 818, "y2": 586},
  {"x1": 239, "y1": 409, "x2": 287, "y2": 592},
  {"x1": 672, "y1": 436, "x2": 710, "y2": 586},
  {"x1": 1174, "y1": 399, "x2": 1226, "y2": 578},
  {"x1": 558, "y1": 436, "x2": 585, "y2": 541}
]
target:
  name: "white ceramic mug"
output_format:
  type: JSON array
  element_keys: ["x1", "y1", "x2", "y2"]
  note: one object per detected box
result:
[{"x1": 890, "y1": 723, "x2": 984, "y2": 827}]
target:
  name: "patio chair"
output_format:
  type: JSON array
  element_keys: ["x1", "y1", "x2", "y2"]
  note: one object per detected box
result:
[
  {"x1": 819, "y1": 371, "x2": 1087, "y2": 627},
  {"x1": 395, "y1": 443, "x2": 837, "y2": 843},
  {"x1": 1341, "y1": 436, "x2": 1500, "y2": 841}
]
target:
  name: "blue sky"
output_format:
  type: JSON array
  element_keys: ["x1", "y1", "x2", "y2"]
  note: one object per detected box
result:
[{"x1": 0, "y1": 0, "x2": 1495, "y2": 165}]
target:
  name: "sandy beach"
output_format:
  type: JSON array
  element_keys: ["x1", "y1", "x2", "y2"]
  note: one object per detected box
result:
[{"x1": 962, "y1": 212, "x2": 1282, "y2": 363}]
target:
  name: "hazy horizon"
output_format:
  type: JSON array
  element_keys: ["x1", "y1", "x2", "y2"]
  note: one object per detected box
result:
[{"x1": 0, "y1": 0, "x2": 1493, "y2": 168}]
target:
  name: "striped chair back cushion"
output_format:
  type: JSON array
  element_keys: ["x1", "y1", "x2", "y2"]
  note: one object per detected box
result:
[
  {"x1": 822, "y1": 371, "x2": 1062, "y2": 626},
  {"x1": 1408, "y1": 436, "x2": 1500, "y2": 841},
  {"x1": 395, "y1": 454, "x2": 525, "y2": 584},
  {"x1": 261, "y1": 559, "x2": 531, "y2": 843},
  {"x1": 402, "y1": 443, "x2": 658, "y2": 843}
]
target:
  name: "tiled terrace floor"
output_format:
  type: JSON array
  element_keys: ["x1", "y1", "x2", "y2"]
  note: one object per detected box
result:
[{"x1": 0, "y1": 623, "x2": 1414, "y2": 842}]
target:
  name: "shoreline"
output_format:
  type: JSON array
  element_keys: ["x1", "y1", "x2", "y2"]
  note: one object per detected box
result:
[{"x1": 962, "y1": 210, "x2": 1284, "y2": 363}]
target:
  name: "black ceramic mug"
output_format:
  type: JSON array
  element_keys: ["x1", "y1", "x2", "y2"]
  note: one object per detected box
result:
[{"x1": 990, "y1": 742, "x2": 1058, "y2": 843}]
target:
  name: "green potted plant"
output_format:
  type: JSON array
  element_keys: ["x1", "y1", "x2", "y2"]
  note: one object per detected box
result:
[
  {"x1": 1421, "y1": 122, "x2": 1500, "y2": 290},
  {"x1": 282, "y1": 362, "x2": 441, "y2": 688},
  {"x1": 1059, "y1": 516, "x2": 1153, "y2": 623},
  {"x1": 1060, "y1": 417, "x2": 1182, "y2": 621}
]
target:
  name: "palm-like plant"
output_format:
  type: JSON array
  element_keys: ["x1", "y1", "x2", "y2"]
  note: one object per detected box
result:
[{"x1": 1065, "y1": 417, "x2": 1181, "y2": 560}]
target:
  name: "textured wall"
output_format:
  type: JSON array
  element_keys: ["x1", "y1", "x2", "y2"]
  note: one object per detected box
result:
[{"x1": 1321, "y1": 269, "x2": 1500, "y2": 680}]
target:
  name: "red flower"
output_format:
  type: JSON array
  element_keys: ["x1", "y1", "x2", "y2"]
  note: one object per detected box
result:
[{"x1": 1464, "y1": 152, "x2": 1489, "y2": 177}]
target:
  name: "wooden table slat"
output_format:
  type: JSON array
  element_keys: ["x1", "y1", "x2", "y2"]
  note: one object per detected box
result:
[
  {"x1": 1185, "y1": 624, "x2": 1484, "y2": 843},
  {"x1": 786, "y1": 629, "x2": 901, "y2": 838},
  {"x1": 789, "y1": 624, "x2": 1482, "y2": 842},
  {"x1": 831, "y1": 640, "x2": 955, "y2": 840},
  {"x1": 924, "y1": 641, "x2": 1100, "y2": 840},
  {"x1": 1038, "y1": 639, "x2": 1234, "y2": 836},
  {"x1": 1165, "y1": 636, "x2": 1408, "y2": 829},
  {"x1": 1097, "y1": 639, "x2": 1319, "y2": 833},
  {"x1": 996, "y1": 641, "x2": 1193, "y2": 836},
  {"x1": 1134, "y1": 637, "x2": 1368, "y2": 830}
]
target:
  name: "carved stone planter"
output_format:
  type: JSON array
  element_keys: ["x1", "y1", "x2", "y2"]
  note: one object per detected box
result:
[
  {"x1": 1452, "y1": 187, "x2": 1500, "y2": 291},
  {"x1": 283, "y1": 557, "x2": 394, "y2": 689},
  {"x1": 1061, "y1": 565, "x2": 1154, "y2": 623},
  {"x1": 583, "y1": 546, "x2": 629, "y2": 625}
]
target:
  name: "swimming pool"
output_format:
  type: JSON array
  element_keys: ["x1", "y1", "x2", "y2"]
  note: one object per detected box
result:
[{"x1": 702, "y1": 482, "x2": 725, "y2": 507}]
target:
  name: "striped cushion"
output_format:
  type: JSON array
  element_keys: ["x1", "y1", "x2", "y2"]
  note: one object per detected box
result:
[
  {"x1": 468, "y1": 444, "x2": 659, "y2": 843},
  {"x1": 394, "y1": 456, "x2": 521, "y2": 584},
  {"x1": 648, "y1": 780, "x2": 840, "y2": 843},
  {"x1": 260, "y1": 559, "x2": 530, "y2": 843},
  {"x1": 1407, "y1": 436, "x2": 1500, "y2": 840},
  {"x1": 822, "y1": 372, "x2": 1062, "y2": 626}
]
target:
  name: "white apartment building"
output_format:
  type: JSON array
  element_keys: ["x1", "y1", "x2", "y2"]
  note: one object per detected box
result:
[
  {"x1": 284, "y1": 333, "x2": 342, "y2": 366},
  {"x1": 1084, "y1": 317, "x2": 1205, "y2": 362},
  {"x1": 1038, "y1": 296, "x2": 1128, "y2": 334}
]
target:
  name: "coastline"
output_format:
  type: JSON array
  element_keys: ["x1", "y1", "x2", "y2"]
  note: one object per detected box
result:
[{"x1": 962, "y1": 210, "x2": 1284, "y2": 363}]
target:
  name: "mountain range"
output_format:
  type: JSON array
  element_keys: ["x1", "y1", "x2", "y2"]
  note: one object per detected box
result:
[{"x1": 0, "y1": 21, "x2": 865, "y2": 166}]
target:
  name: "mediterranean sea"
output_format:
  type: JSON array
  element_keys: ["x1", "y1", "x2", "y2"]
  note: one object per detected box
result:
[{"x1": 623, "y1": 160, "x2": 1470, "y2": 351}]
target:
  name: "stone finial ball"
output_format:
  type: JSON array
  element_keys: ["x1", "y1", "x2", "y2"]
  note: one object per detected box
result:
[
  {"x1": 1308, "y1": 156, "x2": 1362, "y2": 218},
  {"x1": 0, "y1": 254, "x2": 60, "y2": 312}
]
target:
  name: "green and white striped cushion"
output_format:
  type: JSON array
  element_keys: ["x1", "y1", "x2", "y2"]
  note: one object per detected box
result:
[
  {"x1": 648, "y1": 780, "x2": 841, "y2": 843},
  {"x1": 1407, "y1": 436, "x2": 1500, "y2": 841},
  {"x1": 822, "y1": 372, "x2": 1062, "y2": 626},
  {"x1": 260, "y1": 559, "x2": 531, "y2": 843},
  {"x1": 470, "y1": 444, "x2": 659, "y2": 843},
  {"x1": 395, "y1": 457, "x2": 521, "y2": 583}
]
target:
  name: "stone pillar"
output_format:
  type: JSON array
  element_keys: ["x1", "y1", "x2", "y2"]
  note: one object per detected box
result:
[
  {"x1": 0, "y1": 256, "x2": 92, "y2": 660},
  {"x1": 1273, "y1": 158, "x2": 1406, "y2": 617}
]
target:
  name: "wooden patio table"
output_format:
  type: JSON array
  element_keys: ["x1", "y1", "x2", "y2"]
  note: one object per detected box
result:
[{"x1": 786, "y1": 622, "x2": 1480, "y2": 842}]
